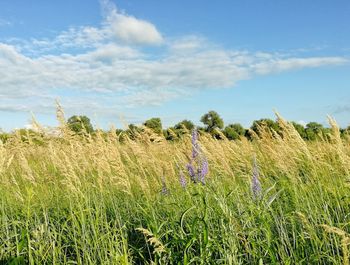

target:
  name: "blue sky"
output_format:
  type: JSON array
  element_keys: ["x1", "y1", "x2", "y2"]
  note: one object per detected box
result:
[{"x1": 0, "y1": 0, "x2": 349, "y2": 131}]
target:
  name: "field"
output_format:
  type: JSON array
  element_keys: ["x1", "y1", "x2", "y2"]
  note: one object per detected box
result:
[{"x1": 1, "y1": 116, "x2": 350, "y2": 264}]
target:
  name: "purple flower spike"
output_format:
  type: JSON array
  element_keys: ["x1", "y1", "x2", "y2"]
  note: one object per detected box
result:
[
  {"x1": 187, "y1": 163, "x2": 196, "y2": 183},
  {"x1": 251, "y1": 156, "x2": 262, "y2": 199},
  {"x1": 191, "y1": 129, "x2": 199, "y2": 159},
  {"x1": 179, "y1": 170, "x2": 187, "y2": 189},
  {"x1": 199, "y1": 159, "x2": 209, "y2": 184},
  {"x1": 191, "y1": 129, "x2": 198, "y2": 145},
  {"x1": 184, "y1": 129, "x2": 209, "y2": 185}
]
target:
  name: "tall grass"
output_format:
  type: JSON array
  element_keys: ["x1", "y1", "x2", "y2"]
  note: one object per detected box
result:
[{"x1": 0, "y1": 114, "x2": 350, "y2": 264}]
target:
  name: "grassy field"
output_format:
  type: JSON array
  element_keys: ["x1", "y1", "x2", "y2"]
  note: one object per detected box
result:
[{"x1": 1, "y1": 116, "x2": 350, "y2": 264}]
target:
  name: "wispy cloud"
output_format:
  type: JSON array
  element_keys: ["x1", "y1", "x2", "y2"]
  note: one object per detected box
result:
[
  {"x1": 103, "y1": 2, "x2": 163, "y2": 45},
  {"x1": 8, "y1": 0, "x2": 162, "y2": 56},
  {"x1": 0, "y1": 105, "x2": 28, "y2": 113},
  {"x1": 0, "y1": 0, "x2": 348, "y2": 116},
  {"x1": 252, "y1": 57, "x2": 347, "y2": 75}
]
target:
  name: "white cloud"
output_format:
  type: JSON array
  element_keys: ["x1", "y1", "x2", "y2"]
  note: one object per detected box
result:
[
  {"x1": 0, "y1": 105, "x2": 28, "y2": 113},
  {"x1": 252, "y1": 57, "x2": 347, "y2": 75},
  {"x1": 168, "y1": 36, "x2": 210, "y2": 55},
  {"x1": 0, "y1": 0, "x2": 348, "y2": 117},
  {"x1": 107, "y1": 11, "x2": 163, "y2": 45},
  {"x1": 123, "y1": 88, "x2": 188, "y2": 107},
  {"x1": 1, "y1": 41, "x2": 346, "y2": 109},
  {"x1": 100, "y1": 0, "x2": 163, "y2": 45},
  {"x1": 9, "y1": 0, "x2": 163, "y2": 56},
  {"x1": 0, "y1": 43, "x2": 29, "y2": 64}
]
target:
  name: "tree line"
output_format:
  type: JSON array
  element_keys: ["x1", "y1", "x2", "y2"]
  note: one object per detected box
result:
[
  {"x1": 65, "y1": 111, "x2": 350, "y2": 141},
  {"x1": 1, "y1": 110, "x2": 349, "y2": 143}
]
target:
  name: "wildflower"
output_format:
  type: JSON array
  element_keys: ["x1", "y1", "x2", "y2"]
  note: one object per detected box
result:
[
  {"x1": 179, "y1": 170, "x2": 187, "y2": 189},
  {"x1": 187, "y1": 163, "x2": 196, "y2": 183},
  {"x1": 185, "y1": 129, "x2": 209, "y2": 185},
  {"x1": 251, "y1": 155, "x2": 262, "y2": 199},
  {"x1": 199, "y1": 158, "x2": 208, "y2": 184},
  {"x1": 191, "y1": 129, "x2": 199, "y2": 159}
]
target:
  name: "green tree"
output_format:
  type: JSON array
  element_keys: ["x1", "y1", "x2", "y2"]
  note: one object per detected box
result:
[
  {"x1": 291, "y1": 122, "x2": 307, "y2": 139},
  {"x1": 305, "y1": 122, "x2": 324, "y2": 141},
  {"x1": 67, "y1": 115, "x2": 94, "y2": 134},
  {"x1": 174, "y1": 120, "x2": 195, "y2": 131},
  {"x1": 14, "y1": 129, "x2": 44, "y2": 145},
  {"x1": 341, "y1": 126, "x2": 350, "y2": 138},
  {"x1": 200, "y1": 111, "x2": 224, "y2": 133},
  {"x1": 250, "y1": 118, "x2": 280, "y2": 136},
  {"x1": 115, "y1": 128, "x2": 124, "y2": 136},
  {"x1": 126, "y1": 124, "x2": 142, "y2": 140},
  {"x1": 144, "y1": 118, "x2": 162, "y2": 134},
  {"x1": 224, "y1": 123, "x2": 245, "y2": 140},
  {"x1": 172, "y1": 119, "x2": 195, "y2": 138},
  {"x1": 0, "y1": 132, "x2": 10, "y2": 144},
  {"x1": 163, "y1": 127, "x2": 179, "y2": 141}
]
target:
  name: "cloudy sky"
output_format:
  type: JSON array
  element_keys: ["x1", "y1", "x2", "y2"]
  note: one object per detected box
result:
[{"x1": 0, "y1": 0, "x2": 349, "y2": 131}]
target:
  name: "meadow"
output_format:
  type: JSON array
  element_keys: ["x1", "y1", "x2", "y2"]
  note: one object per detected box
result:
[{"x1": 1, "y1": 114, "x2": 350, "y2": 264}]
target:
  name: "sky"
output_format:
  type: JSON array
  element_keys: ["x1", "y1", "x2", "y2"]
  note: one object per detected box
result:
[{"x1": 0, "y1": 0, "x2": 349, "y2": 131}]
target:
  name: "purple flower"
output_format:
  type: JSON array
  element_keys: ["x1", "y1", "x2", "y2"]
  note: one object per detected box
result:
[
  {"x1": 184, "y1": 129, "x2": 209, "y2": 185},
  {"x1": 251, "y1": 156, "x2": 262, "y2": 199},
  {"x1": 199, "y1": 158, "x2": 209, "y2": 184},
  {"x1": 179, "y1": 170, "x2": 187, "y2": 189},
  {"x1": 191, "y1": 129, "x2": 199, "y2": 159},
  {"x1": 191, "y1": 129, "x2": 198, "y2": 145},
  {"x1": 187, "y1": 163, "x2": 196, "y2": 183}
]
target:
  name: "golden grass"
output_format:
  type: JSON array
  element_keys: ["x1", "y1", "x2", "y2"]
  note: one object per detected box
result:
[{"x1": 1, "y1": 108, "x2": 350, "y2": 264}]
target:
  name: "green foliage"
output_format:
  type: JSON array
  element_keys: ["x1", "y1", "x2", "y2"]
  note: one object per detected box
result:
[
  {"x1": 2, "y1": 111, "x2": 348, "y2": 143},
  {"x1": 0, "y1": 132, "x2": 10, "y2": 144},
  {"x1": 126, "y1": 124, "x2": 143, "y2": 140},
  {"x1": 341, "y1": 126, "x2": 350, "y2": 138},
  {"x1": 174, "y1": 120, "x2": 195, "y2": 131},
  {"x1": 164, "y1": 120, "x2": 196, "y2": 140},
  {"x1": 291, "y1": 122, "x2": 307, "y2": 139},
  {"x1": 224, "y1": 123, "x2": 245, "y2": 140},
  {"x1": 144, "y1": 118, "x2": 162, "y2": 134},
  {"x1": 14, "y1": 129, "x2": 46, "y2": 145},
  {"x1": 163, "y1": 127, "x2": 179, "y2": 141},
  {"x1": 305, "y1": 122, "x2": 324, "y2": 141},
  {"x1": 197, "y1": 126, "x2": 206, "y2": 133},
  {"x1": 200, "y1": 111, "x2": 224, "y2": 133},
  {"x1": 251, "y1": 118, "x2": 280, "y2": 135},
  {"x1": 67, "y1": 115, "x2": 94, "y2": 134},
  {"x1": 115, "y1": 128, "x2": 124, "y2": 136}
]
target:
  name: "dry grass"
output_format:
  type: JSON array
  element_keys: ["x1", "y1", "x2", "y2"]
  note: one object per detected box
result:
[{"x1": 0, "y1": 112, "x2": 350, "y2": 264}]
